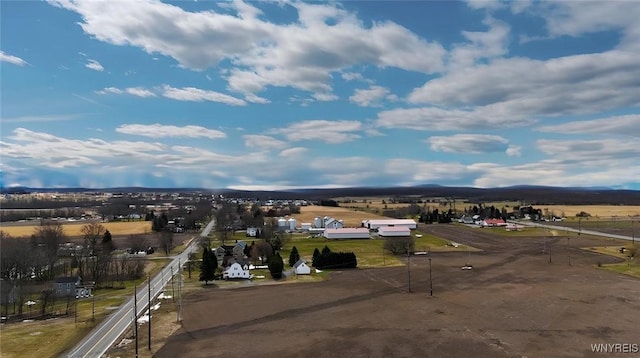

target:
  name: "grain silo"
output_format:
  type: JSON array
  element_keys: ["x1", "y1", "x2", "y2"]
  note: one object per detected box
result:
[{"x1": 288, "y1": 217, "x2": 297, "y2": 231}]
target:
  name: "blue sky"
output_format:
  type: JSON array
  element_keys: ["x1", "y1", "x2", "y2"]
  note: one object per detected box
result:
[{"x1": 1, "y1": 0, "x2": 639, "y2": 190}]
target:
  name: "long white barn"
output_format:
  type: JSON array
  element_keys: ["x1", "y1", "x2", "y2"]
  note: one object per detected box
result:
[
  {"x1": 362, "y1": 219, "x2": 417, "y2": 230},
  {"x1": 324, "y1": 228, "x2": 370, "y2": 240}
]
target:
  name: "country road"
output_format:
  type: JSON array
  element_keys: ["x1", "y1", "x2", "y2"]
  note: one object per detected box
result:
[
  {"x1": 64, "y1": 218, "x2": 215, "y2": 358},
  {"x1": 511, "y1": 220, "x2": 637, "y2": 242}
]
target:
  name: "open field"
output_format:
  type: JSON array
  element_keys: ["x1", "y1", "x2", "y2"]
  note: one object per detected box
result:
[
  {"x1": 0, "y1": 220, "x2": 152, "y2": 238},
  {"x1": 291, "y1": 205, "x2": 393, "y2": 227},
  {"x1": 152, "y1": 224, "x2": 640, "y2": 358},
  {"x1": 544, "y1": 217, "x2": 639, "y2": 238},
  {"x1": 534, "y1": 205, "x2": 640, "y2": 218}
]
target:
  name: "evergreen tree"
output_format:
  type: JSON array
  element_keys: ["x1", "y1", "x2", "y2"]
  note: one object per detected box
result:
[
  {"x1": 200, "y1": 246, "x2": 216, "y2": 285},
  {"x1": 312, "y1": 248, "x2": 321, "y2": 267},
  {"x1": 268, "y1": 253, "x2": 284, "y2": 279},
  {"x1": 288, "y1": 246, "x2": 300, "y2": 267},
  {"x1": 102, "y1": 229, "x2": 112, "y2": 244},
  {"x1": 321, "y1": 245, "x2": 332, "y2": 256}
]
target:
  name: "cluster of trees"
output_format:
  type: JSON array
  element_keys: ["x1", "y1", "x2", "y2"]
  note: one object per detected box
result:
[
  {"x1": 383, "y1": 236, "x2": 415, "y2": 255},
  {"x1": 312, "y1": 246, "x2": 357, "y2": 269},
  {"x1": 419, "y1": 208, "x2": 456, "y2": 224},
  {"x1": 264, "y1": 204, "x2": 301, "y2": 217},
  {"x1": 1, "y1": 222, "x2": 148, "y2": 319}
]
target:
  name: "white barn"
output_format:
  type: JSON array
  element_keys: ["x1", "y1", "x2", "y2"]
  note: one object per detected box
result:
[
  {"x1": 293, "y1": 259, "x2": 311, "y2": 275},
  {"x1": 223, "y1": 262, "x2": 251, "y2": 280},
  {"x1": 363, "y1": 219, "x2": 417, "y2": 230},
  {"x1": 378, "y1": 226, "x2": 411, "y2": 237},
  {"x1": 323, "y1": 228, "x2": 370, "y2": 240}
]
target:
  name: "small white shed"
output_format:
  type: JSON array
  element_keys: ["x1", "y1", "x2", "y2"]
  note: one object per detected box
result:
[{"x1": 293, "y1": 259, "x2": 311, "y2": 275}]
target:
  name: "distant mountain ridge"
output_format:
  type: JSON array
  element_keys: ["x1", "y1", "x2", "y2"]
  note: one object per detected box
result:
[{"x1": 2, "y1": 185, "x2": 640, "y2": 205}]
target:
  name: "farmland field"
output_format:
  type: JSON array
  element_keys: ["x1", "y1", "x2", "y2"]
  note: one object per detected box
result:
[
  {"x1": 530, "y1": 205, "x2": 640, "y2": 218},
  {"x1": 0, "y1": 220, "x2": 152, "y2": 238},
  {"x1": 291, "y1": 205, "x2": 393, "y2": 227}
]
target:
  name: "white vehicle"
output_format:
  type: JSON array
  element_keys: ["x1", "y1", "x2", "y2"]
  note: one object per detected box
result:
[{"x1": 461, "y1": 264, "x2": 473, "y2": 270}]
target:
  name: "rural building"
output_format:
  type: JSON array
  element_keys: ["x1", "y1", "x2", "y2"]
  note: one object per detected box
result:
[
  {"x1": 246, "y1": 227, "x2": 260, "y2": 237},
  {"x1": 324, "y1": 218, "x2": 344, "y2": 229},
  {"x1": 377, "y1": 226, "x2": 411, "y2": 237},
  {"x1": 323, "y1": 228, "x2": 370, "y2": 240},
  {"x1": 53, "y1": 276, "x2": 93, "y2": 298},
  {"x1": 223, "y1": 262, "x2": 251, "y2": 280},
  {"x1": 362, "y1": 219, "x2": 417, "y2": 230},
  {"x1": 293, "y1": 259, "x2": 311, "y2": 275},
  {"x1": 300, "y1": 223, "x2": 312, "y2": 231},
  {"x1": 481, "y1": 218, "x2": 507, "y2": 227}
]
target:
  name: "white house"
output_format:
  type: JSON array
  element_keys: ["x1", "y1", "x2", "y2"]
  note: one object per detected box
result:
[
  {"x1": 324, "y1": 218, "x2": 344, "y2": 229},
  {"x1": 293, "y1": 259, "x2": 311, "y2": 275},
  {"x1": 377, "y1": 226, "x2": 411, "y2": 237},
  {"x1": 362, "y1": 219, "x2": 417, "y2": 230},
  {"x1": 223, "y1": 262, "x2": 251, "y2": 280},
  {"x1": 324, "y1": 228, "x2": 370, "y2": 240}
]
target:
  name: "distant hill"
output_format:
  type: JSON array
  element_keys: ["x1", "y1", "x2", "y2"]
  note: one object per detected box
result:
[{"x1": 3, "y1": 185, "x2": 640, "y2": 205}]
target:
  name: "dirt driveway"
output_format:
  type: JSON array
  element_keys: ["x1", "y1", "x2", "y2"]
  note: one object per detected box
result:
[{"x1": 155, "y1": 225, "x2": 640, "y2": 358}]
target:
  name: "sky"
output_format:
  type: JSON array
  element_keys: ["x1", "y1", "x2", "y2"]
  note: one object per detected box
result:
[{"x1": 1, "y1": 0, "x2": 639, "y2": 190}]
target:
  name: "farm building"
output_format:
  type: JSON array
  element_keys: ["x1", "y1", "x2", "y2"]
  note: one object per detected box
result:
[
  {"x1": 323, "y1": 228, "x2": 370, "y2": 240},
  {"x1": 362, "y1": 219, "x2": 417, "y2": 230},
  {"x1": 293, "y1": 259, "x2": 311, "y2": 275},
  {"x1": 377, "y1": 226, "x2": 411, "y2": 237},
  {"x1": 300, "y1": 222, "x2": 312, "y2": 231},
  {"x1": 223, "y1": 262, "x2": 251, "y2": 280},
  {"x1": 325, "y1": 218, "x2": 344, "y2": 229},
  {"x1": 481, "y1": 218, "x2": 507, "y2": 227}
]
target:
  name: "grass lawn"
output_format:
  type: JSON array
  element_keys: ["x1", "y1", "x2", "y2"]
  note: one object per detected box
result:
[{"x1": 583, "y1": 245, "x2": 640, "y2": 279}]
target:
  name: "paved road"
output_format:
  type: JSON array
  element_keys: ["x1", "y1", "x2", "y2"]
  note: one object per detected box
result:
[
  {"x1": 510, "y1": 220, "x2": 637, "y2": 242},
  {"x1": 65, "y1": 218, "x2": 215, "y2": 358}
]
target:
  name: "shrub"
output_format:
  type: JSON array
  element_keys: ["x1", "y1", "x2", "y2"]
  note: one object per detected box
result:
[{"x1": 383, "y1": 237, "x2": 415, "y2": 255}]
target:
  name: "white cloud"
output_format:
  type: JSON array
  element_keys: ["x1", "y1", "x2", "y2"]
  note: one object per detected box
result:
[
  {"x1": 0, "y1": 51, "x2": 28, "y2": 66},
  {"x1": 85, "y1": 59, "x2": 104, "y2": 71},
  {"x1": 1, "y1": 128, "x2": 166, "y2": 168},
  {"x1": 349, "y1": 85, "x2": 395, "y2": 107},
  {"x1": 537, "y1": 115, "x2": 640, "y2": 137},
  {"x1": 279, "y1": 147, "x2": 307, "y2": 157},
  {"x1": 161, "y1": 85, "x2": 246, "y2": 106},
  {"x1": 506, "y1": 145, "x2": 522, "y2": 157},
  {"x1": 49, "y1": 0, "x2": 445, "y2": 100},
  {"x1": 242, "y1": 135, "x2": 287, "y2": 150},
  {"x1": 536, "y1": 138, "x2": 640, "y2": 164},
  {"x1": 427, "y1": 134, "x2": 509, "y2": 154},
  {"x1": 448, "y1": 17, "x2": 510, "y2": 69},
  {"x1": 270, "y1": 120, "x2": 363, "y2": 144},
  {"x1": 97, "y1": 87, "x2": 156, "y2": 97},
  {"x1": 375, "y1": 106, "x2": 534, "y2": 131},
  {"x1": 116, "y1": 124, "x2": 226, "y2": 139},
  {"x1": 408, "y1": 50, "x2": 640, "y2": 118},
  {"x1": 533, "y1": 1, "x2": 640, "y2": 50}
]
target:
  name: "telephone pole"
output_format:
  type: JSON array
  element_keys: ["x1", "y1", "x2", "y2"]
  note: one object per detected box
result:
[
  {"x1": 133, "y1": 284, "x2": 138, "y2": 358},
  {"x1": 148, "y1": 276, "x2": 151, "y2": 350},
  {"x1": 428, "y1": 257, "x2": 433, "y2": 296}
]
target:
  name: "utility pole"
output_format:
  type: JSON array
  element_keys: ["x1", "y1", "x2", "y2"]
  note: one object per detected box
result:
[
  {"x1": 428, "y1": 257, "x2": 433, "y2": 296},
  {"x1": 148, "y1": 276, "x2": 151, "y2": 351},
  {"x1": 568, "y1": 237, "x2": 571, "y2": 266},
  {"x1": 407, "y1": 252, "x2": 411, "y2": 293},
  {"x1": 134, "y1": 284, "x2": 138, "y2": 358},
  {"x1": 91, "y1": 289, "x2": 95, "y2": 322}
]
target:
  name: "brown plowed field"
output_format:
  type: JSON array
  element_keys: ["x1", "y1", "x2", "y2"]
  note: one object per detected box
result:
[{"x1": 154, "y1": 225, "x2": 640, "y2": 358}]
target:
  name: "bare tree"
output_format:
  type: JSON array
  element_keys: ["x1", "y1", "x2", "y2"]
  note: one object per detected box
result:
[
  {"x1": 128, "y1": 234, "x2": 148, "y2": 253},
  {"x1": 81, "y1": 222, "x2": 106, "y2": 254},
  {"x1": 159, "y1": 230, "x2": 174, "y2": 255},
  {"x1": 33, "y1": 221, "x2": 66, "y2": 279}
]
